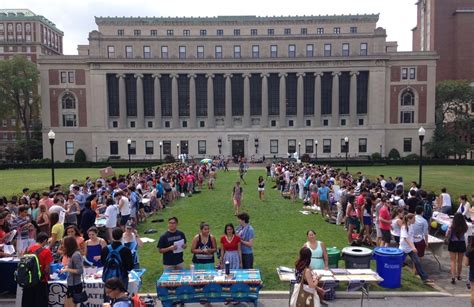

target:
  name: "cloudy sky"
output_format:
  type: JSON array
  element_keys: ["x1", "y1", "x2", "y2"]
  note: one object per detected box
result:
[{"x1": 2, "y1": 0, "x2": 417, "y2": 55}]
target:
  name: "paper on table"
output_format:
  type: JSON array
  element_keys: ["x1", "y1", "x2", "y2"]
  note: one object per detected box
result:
[
  {"x1": 3, "y1": 244, "x2": 15, "y2": 254},
  {"x1": 173, "y1": 239, "x2": 185, "y2": 253},
  {"x1": 347, "y1": 269, "x2": 374, "y2": 275},
  {"x1": 313, "y1": 270, "x2": 333, "y2": 276}
]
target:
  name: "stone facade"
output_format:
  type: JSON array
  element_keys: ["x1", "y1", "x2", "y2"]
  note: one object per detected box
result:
[{"x1": 39, "y1": 15, "x2": 437, "y2": 161}]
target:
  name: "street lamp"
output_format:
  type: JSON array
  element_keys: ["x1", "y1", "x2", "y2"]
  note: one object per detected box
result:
[
  {"x1": 48, "y1": 129, "x2": 55, "y2": 187},
  {"x1": 298, "y1": 142, "x2": 301, "y2": 159},
  {"x1": 418, "y1": 126, "x2": 425, "y2": 188},
  {"x1": 315, "y1": 140, "x2": 318, "y2": 160},
  {"x1": 254, "y1": 138, "x2": 259, "y2": 154},
  {"x1": 95, "y1": 146, "x2": 98, "y2": 163},
  {"x1": 217, "y1": 138, "x2": 222, "y2": 155},
  {"x1": 379, "y1": 144, "x2": 382, "y2": 158},
  {"x1": 127, "y1": 138, "x2": 132, "y2": 173},
  {"x1": 159, "y1": 142, "x2": 163, "y2": 162},
  {"x1": 344, "y1": 136, "x2": 349, "y2": 171},
  {"x1": 176, "y1": 143, "x2": 180, "y2": 157}
]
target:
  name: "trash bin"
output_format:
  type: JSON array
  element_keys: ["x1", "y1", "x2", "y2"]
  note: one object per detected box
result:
[
  {"x1": 373, "y1": 247, "x2": 405, "y2": 288},
  {"x1": 326, "y1": 247, "x2": 341, "y2": 268},
  {"x1": 341, "y1": 246, "x2": 373, "y2": 269}
]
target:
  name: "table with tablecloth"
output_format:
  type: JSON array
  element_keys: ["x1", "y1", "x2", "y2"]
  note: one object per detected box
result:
[
  {"x1": 0, "y1": 257, "x2": 20, "y2": 294},
  {"x1": 157, "y1": 269, "x2": 262, "y2": 307},
  {"x1": 432, "y1": 211, "x2": 474, "y2": 235}
]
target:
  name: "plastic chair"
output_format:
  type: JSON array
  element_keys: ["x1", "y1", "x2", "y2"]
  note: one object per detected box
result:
[{"x1": 202, "y1": 283, "x2": 223, "y2": 303}]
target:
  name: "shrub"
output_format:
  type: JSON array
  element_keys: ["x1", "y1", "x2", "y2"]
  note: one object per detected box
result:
[
  {"x1": 74, "y1": 149, "x2": 87, "y2": 162},
  {"x1": 371, "y1": 152, "x2": 382, "y2": 160},
  {"x1": 404, "y1": 153, "x2": 420, "y2": 160},
  {"x1": 64, "y1": 159, "x2": 74, "y2": 163},
  {"x1": 301, "y1": 154, "x2": 310, "y2": 163},
  {"x1": 387, "y1": 148, "x2": 401, "y2": 160},
  {"x1": 164, "y1": 155, "x2": 175, "y2": 163}
]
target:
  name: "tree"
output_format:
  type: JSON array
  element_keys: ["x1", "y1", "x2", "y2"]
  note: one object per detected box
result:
[
  {"x1": 388, "y1": 148, "x2": 400, "y2": 160},
  {"x1": 74, "y1": 149, "x2": 87, "y2": 162},
  {"x1": 424, "y1": 126, "x2": 470, "y2": 159},
  {"x1": 0, "y1": 55, "x2": 40, "y2": 162}
]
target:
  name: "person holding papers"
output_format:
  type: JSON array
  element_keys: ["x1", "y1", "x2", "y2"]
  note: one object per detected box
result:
[{"x1": 158, "y1": 216, "x2": 187, "y2": 270}]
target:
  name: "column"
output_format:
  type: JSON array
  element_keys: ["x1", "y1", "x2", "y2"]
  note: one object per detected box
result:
[
  {"x1": 331, "y1": 72, "x2": 341, "y2": 127},
  {"x1": 243, "y1": 73, "x2": 251, "y2": 128},
  {"x1": 206, "y1": 73, "x2": 215, "y2": 128},
  {"x1": 279, "y1": 72, "x2": 287, "y2": 127},
  {"x1": 153, "y1": 74, "x2": 162, "y2": 128},
  {"x1": 350, "y1": 71, "x2": 359, "y2": 126},
  {"x1": 260, "y1": 73, "x2": 269, "y2": 128},
  {"x1": 296, "y1": 72, "x2": 305, "y2": 127},
  {"x1": 224, "y1": 73, "x2": 232, "y2": 128},
  {"x1": 171, "y1": 74, "x2": 179, "y2": 129},
  {"x1": 117, "y1": 74, "x2": 127, "y2": 128},
  {"x1": 134, "y1": 73, "x2": 145, "y2": 129},
  {"x1": 188, "y1": 74, "x2": 197, "y2": 128},
  {"x1": 313, "y1": 72, "x2": 322, "y2": 127}
]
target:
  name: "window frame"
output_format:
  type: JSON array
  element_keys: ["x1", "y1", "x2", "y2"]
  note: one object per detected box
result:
[
  {"x1": 324, "y1": 44, "x2": 331, "y2": 57},
  {"x1": 179, "y1": 46, "x2": 186, "y2": 59},
  {"x1": 288, "y1": 44, "x2": 296, "y2": 58},
  {"x1": 145, "y1": 140, "x2": 154, "y2": 155},
  {"x1": 270, "y1": 139, "x2": 278, "y2": 154},
  {"x1": 143, "y1": 46, "x2": 151, "y2": 58},
  {"x1": 107, "y1": 45, "x2": 115, "y2": 58},
  {"x1": 342, "y1": 43, "x2": 350, "y2": 56},
  {"x1": 403, "y1": 138, "x2": 412, "y2": 152},
  {"x1": 358, "y1": 138, "x2": 367, "y2": 153},
  {"x1": 125, "y1": 45, "x2": 133, "y2": 58},
  {"x1": 198, "y1": 140, "x2": 206, "y2": 154},
  {"x1": 288, "y1": 139, "x2": 296, "y2": 154},
  {"x1": 234, "y1": 45, "x2": 241, "y2": 58},
  {"x1": 65, "y1": 141, "x2": 74, "y2": 155},
  {"x1": 215, "y1": 45, "x2": 222, "y2": 58},
  {"x1": 323, "y1": 139, "x2": 331, "y2": 153},
  {"x1": 197, "y1": 45, "x2": 204, "y2": 59},
  {"x1": 161, "y1": 46, "x2": 168, "y2": 59},
  {"x1": 270, "y1": 45, "x2": 278, "y2": 58},
  {"x1": 252, "y1": 45, "x2": 259, "y2": 58},
  {"x1": 200, "y1": 29, "x2": 207, "y2": 36},
  {"x1": 109, "y1": 141, "x2": 119, "y2": 155},
  {"x1": 306, "y1": 44, "x2": 314, "y2": 57},
  {"x1": 360, "y1": 43, "x2": 368, "y2": 56}
]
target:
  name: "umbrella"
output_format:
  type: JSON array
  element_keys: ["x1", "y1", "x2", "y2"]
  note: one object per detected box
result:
[{"x1": 200, "y1": 158, "x2": 213, "y2": 164}]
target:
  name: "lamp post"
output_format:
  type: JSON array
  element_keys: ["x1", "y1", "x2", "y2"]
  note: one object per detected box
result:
[
  {"x1": 95, "y1": 146, "x2": 98, "y2": 163},
  {"x1": 315, "y1": 140, "x2": 318, "y2": 160},
  {"x1": 254, "y1": 138, "x2": 259, "y2": 154},
  {"x1": 217, "y1": 138, "x2": 222, "y2": 155},
  {"x1": 344, "y1": 136, "x2": 349, "y2": 171},
  {"x1": 418, "y1": 126, "x2": 425, "y2": 188},
  {"x1": 298, "y1": 142, "x2": 301, "y2": 159},
  {"x1": 159, "y1": 142, "x2": 162, "y2": 162},
  {"x1": 379, "y1": 144, "x2": 382, "y2": 158},
  {"x1": 127, "y1": 138, "x2": 132, "y2": 173},
  {"x1": 48, "y1": 129, "x2": 55, "y2": 187},
  {"x1": 176, "y1": 143, "x2": 180, "y2": 157}
]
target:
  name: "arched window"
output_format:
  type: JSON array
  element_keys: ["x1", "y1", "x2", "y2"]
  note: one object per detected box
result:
[
  {"x1": 401, "y1": 89, "x2": 415, "y2": 106},
  {"x1": 16, "y1": 24, "x2": 22, "y2": 32},
  {"x1": 61, "y1": 92, "x2": 77, "y2": 127},
  {"x1": 400, "y1": 88, "x2": 416, "y2": 123},
  {"x1": 62, "y1": 92, "x2": 76, "y2": 109},
  {"x1": 25, "y1": 23, "x2": 31, "y2": 32}
]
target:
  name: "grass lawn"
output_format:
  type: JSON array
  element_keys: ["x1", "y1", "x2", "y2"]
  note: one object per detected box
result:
[{"x1": 136, "y1": 169, "x2": 432, "y2": 294}]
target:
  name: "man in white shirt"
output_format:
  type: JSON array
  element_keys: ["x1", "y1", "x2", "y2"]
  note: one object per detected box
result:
[
  {"x1": 49, "y1": 198, "x2": 66, "y2": 215},
  {"x1": 439, "y1": 187, "x2": 452, "y2": 214},
  {"x1": 104, "y1": 198, "x2": 119, "y2": 241},
  {"x1": 297, "y1": 175, "x2": 305, "y2": 200},
  {"x1": 116, "y1": 190, "x2": 131, "y2": 230}
]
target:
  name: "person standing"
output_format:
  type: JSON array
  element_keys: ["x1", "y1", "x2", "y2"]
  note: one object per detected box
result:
[
  {"x1": 236, "y1": 213, "x2": 255, "y2": 269},
  {"x1": 220, "y1": 223, "x2": 241, "y2": 269},
  {"x1": 232, "y1": 182, "x2": 243, "y2": 216},
  {"x1": 80, "y1": 200, "x2": 96, "y2": 241},
  {"x1": 378, "y1": 197, "x2": 392, "y2": 247},
  {"x1": 116, "y1": 191, "x2": 131, "y2": 231},
  {"x1": 318, "y1": 182, "x2": 330, "y2": 219},
  {"x1": 157, "y1": 217, "x2": 187, "y2": 270},
  {"x1": 64, "y1": 194, "x2": 80, "y2": 229},
  {"x1": 303, "y1": 230, "x2": 329, "y2": 270},
  {"x1": 11, "y1": 206, "x2": 34, "y2": 254},
  {"x1": 464, "y1": 237, "x2": 474, "y2": 306},
  {"x1": 60, "y1": 236, "x2": 84, "y2": 307},
  {"x1": 191, "y1": 222, "x2": 217, "y2": 270},
  {"x1": 101, "y1": 227, "x2": 134, "y2": 289},
  {"x1": 257, "y1": 176, "x2": 265, "y2": 201},
  {"x1": 21, "y1": 232, "x2": 53, "y2": 307},
  {"x1": 447, "y1": 213, "x2": 468, "y2": 284},
  {"x1": 104, "y1": 198, "x2": 119, "y2": 242}
]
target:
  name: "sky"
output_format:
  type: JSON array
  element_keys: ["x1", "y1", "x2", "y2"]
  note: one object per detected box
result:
[{"x1": 1, "y1": 0, "x2": 418, "y2": 55}]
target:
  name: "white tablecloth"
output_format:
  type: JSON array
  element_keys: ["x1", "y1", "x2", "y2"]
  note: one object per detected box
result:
[{"x1": 432, "y1": 212, "x2": 474, "y2": 235}]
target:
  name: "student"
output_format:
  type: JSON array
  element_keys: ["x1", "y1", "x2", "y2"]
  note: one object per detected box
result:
[
  {"x1": 60, "y1": 236, "x2": 84, "y2": 307},
  {"x1": 464, "y1": 237, "x2": 474, "y2": 305},
  {"x1": 101, "y1": 227, "x2": 134, "y2": 289},
  {"x1": 232, "y1": 182, "x2": 243, "y2": 216},
  {"x1": 236, "y1": 213, "x2": 255, "y2": 269},
  {"x1": 104, "y1": 277, "x2": 130, "y2": 307},
  {"x1": 157, "y1": 217, "x2": 187, "y2": 270},
  {"x1": 191, "y1": 222, "x2": 217, "y2": 270},
  {"x1": 257, "y1": 176, "x2": 265, "y2": 201}
]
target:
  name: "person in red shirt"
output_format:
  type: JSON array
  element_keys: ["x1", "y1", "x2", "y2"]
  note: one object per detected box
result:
[
  {"x1": 378, "y1": 197, "x2": 392, "y2": 247},
  {"x1": 22, "y1": 232, "x2": 53, "y2": 307},
  {"x1": 220, "y1": 223, "x2": 242, "y2": 269}
]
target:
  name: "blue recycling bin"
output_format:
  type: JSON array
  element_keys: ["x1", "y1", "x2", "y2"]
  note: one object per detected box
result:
[{"x1": 373, "y1": 247, "x2": 405, "y2": 288}]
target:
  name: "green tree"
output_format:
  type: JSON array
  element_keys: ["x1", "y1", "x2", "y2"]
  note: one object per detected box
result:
[
  {"x1": 0, "y1": 55, "x2": 40, "y2": 162},
  {"x1": 74, "y1": 149, "x2": 87, "y2": 162},
  {"x1": 424, "y1": 126, "x2": 470, "y2": 159}
]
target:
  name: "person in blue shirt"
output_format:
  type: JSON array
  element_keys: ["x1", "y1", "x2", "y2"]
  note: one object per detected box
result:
[
  {"x1": 129, "y1": 186, "x2": 139, "y2": 224},
  {"x1": 236, "y1": 212, "x2": 255, "y2": 269},
  {"x1": 318, "y1": 182, "x2": 331, "y2": 219}
]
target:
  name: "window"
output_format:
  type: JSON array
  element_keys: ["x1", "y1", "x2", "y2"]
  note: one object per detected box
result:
[
  {"x1": 2, "y1": 120, "x2": 6, "y2": 127},
  {"x1": 16, "y1": 24, "x2": 22, "y2": 32},
  {"x1": 198, "y1": 140, "x2": 206, "y2": 154},
  {"x1": 305, "y1": 139, "x2": 313, "y2": 153},
  {"x1": 62, "y1": 92, "x2": 76, "y2": 109},
  {"x1": 317, "y1": 28, "x2": 324, "y2": 34},
  {"x1": 182, "y1": 121, "x2": 187, "y2": 128},
  {"x1": 117, "y1": 29, "x2": 124, "y2": 36},
  {"x1": 233, "y1": 29, "x2": 240, "y2": 36},
  {"x1": 267, "y1": 28, "x2": 274, "y2": 35},
  {"x1": 216, "y1": 29, "x2": 224, "y2": 36},
  {"x1": 358, "y1": 118, "x2": 364, "y2": 125},
  {"x1": 324, "y1": 44, "x2": 331, "y2": 56},
  {"x1": 289, "y1": 120, "x2": 294, "y2": 127},
  {"x1": 179, "y1": 46, "x2": 186, "y2": 59},
  {"x1": 215, "y1": 46, "x2": 222, "y2": 58},
  {"x1": 150, "y1": 30, "x2": 157, "y2": 36},
  {"x1": 180, "y1": 140, "x2": 189, "y2": 154},
  {"x1": 409, "y1": 68, "x2": 416, "y2": 80},
  {"x1": 333, "y1": 27, "x2": 341, "y2": 34},
  {"x1": 358, "y1": 138, "x2": 367, "y2": 153},
  {"x1": 401, "y1": 89, "x2": 415, "y2": 105},
  {"x1": 161, "y1": 46, "x2": 168, "y2": 58},
  {"x1": 288, "y1": 139, "x2": 296, "y2": 153},
  {"x1": 306, "y1": 44, "x2": 314, "y2": 57},
  {"x1": 125, "y1": 46, "x2": 133, "y2": 58},
  {"x1": 183, "y1": 29, "x2": 190, "y2": 36},
  {"x1": 270, "y1": 140, "x2": 278, "y2": 154},
  {"x1": 301, "y1": 28, "x2": 307, "y2": 35},
  {"x1": 143, "y1": 46, "x2": 151, "y2": 58},
  {"x1": 342, "y1": 43, "x2": 349, "y2": 56},
  {"x1": 63, "y1": 141, "x2": 74, "y2": 155},
  {"x1": 107, "y1": 46, "x2": 115, "y2": 58},
  {"x1": 167, "y1": 29, "x2": 174, "y2": 36},
  {"x1": 340, "y1": 118, "x2": 346, "y2": 126},
  {"x1": 129, "y1": 141, "x2": 136, "y2": 155},
  {"x1": 164, "y1": 121, "x2": 170, "y2": 128},
  {"x1": 401, "y1": 111, "x2": 415, "y2": 123},
  {"x1": 403, "y1": 138, "x2": 412, "y2": 152},
  {"x1": 199, "y1": 121, "x2": 205, "y2": 128},
  {"x1": 130, "y1": 121, "x2": 136, "y2": 128},
  {"x1": 112, "y1": 121, "x2": 118, "y2": 128},
  {"x1": 147, "y1": 121, "x2": 153, "y2": 128},
  {"x1": 197, "y1": 46, "x2": 204, "y2": 59},
  {"x1": 252, "y1": 45, "x2": 259, "y2": 58},
  {"x1": 11, "y1": 119, "x2": 16, "y2": 126},
  {"x1": 323, "y1": 139, "x2": 331, "y2": 153},
  {"x1": 145, "y1": 141, "x2": 154, "y2": 155},
  {"x1": 270, "y1": 45, "x2": 278, "y2": 58},
  {"x1": 162, "y1": 141, "x2": 171, "y2": 155},
  {"x1": 360, "y1": 43, "x2": 368, "y2": 56},
  {"x1": 350, "y1": 27, "x2": 358, "y2": 33},
  {"x1": 288, "y1": 44, "x2": 296, "y2": 58},
  {"x1": 251, "y1": 29, "x2": 258, "y2": 36},
  {"x1": 68, "y1": 71, "x2": 75, "y2": 83},
  {"x1": 234, "y1": 45, "x2": 241, "y2": 58},
  {"x1": 402, "y1": 68, "x2": 408, "y2": 80},
  {"x1": 62, "y1": 114, "x2": 77, "y2": 127},
  {"x1": 340, "y1": 138, "x2": 349, "y2": 153},
  {"x1": 133, "y1": 29, "x2": 141, "y2": 36},
  {"x1": 284, "y1": 28, "x2": 291, "y2": 35},
  {"x1": 60, "y1": 72, "x2": 67, "y2": 83},
  {"x1": 306, "y1": 119, "x2": 311, "y2": 126},
  {"x1": 271, "y1": 120, "x2": 276, "y2": 127},
  {"x1": 323, "y1": 119, "x2": 329, "y2": 126},
  {"x1": 110, "y1": 141, "x2": 118, "y2": 155},
  {"x1": 200, "y1": 29, "x2": 207, "y2": 36}
]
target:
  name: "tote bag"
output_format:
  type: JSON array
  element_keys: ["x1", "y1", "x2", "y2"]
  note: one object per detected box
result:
[{"x1": 289, "y1": 269, "x2": 320, "y2": 307}]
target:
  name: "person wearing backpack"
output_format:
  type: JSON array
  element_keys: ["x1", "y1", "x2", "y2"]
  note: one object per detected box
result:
[
  {"x1": 101, "y1": 227, "x2": 134, "y2": 290},
  {"x1": 104, "y1": 277, "x2": 132, "y2": 307},
  {"x1": 20, "y1": 232, "x2": 53, "y2": 307}
]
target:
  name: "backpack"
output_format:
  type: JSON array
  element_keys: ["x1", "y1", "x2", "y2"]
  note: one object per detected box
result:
[
  {"x1": 14, "y1": 247, "x2": 44, "y2": 288},
  {"x1": 423, "y1": 200, "x2": 433, "y2": 221},
  {"x1": 102, "y1": 245, "x2": 126, "y2": 283}
]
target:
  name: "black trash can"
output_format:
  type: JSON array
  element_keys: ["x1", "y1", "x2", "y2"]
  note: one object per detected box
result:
[{"x1": 342, "y1": 246, "x2": 373, "y2": 269}]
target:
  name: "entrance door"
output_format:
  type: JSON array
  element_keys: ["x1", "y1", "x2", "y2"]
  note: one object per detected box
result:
[{"x1": 232, "y1": 140, "x2": 245, "y2": 158}]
